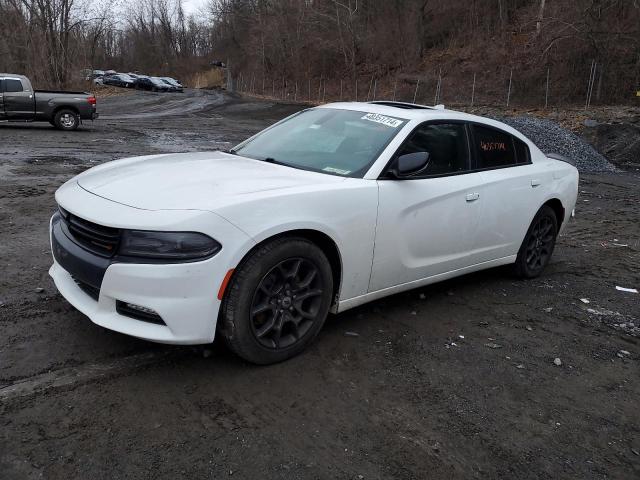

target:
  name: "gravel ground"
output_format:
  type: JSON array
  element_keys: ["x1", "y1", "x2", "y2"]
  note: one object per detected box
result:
[
  {"x1": 0, "y1": 91, "x2": 639, "y2": 479},
  {"x1": 500, "y1": 116, "x2": 618, "y2": 172}
]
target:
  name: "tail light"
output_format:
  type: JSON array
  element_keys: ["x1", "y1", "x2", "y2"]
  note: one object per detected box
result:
[{"x1": 87, "y1": 96, "x2": 96, "y2": 106}]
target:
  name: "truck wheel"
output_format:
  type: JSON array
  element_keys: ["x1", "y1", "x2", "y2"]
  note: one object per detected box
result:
[{"x1": 54, "y1": 109, "x2": 79, "y2": 131}]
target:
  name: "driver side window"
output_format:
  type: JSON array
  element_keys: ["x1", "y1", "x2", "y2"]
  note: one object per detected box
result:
[
  {"x1": 4, "y1": 79, "x2": 23, "y2": 93},
  {"x1": 397, "y1": 123, "x2": 470, "y2": 176}
]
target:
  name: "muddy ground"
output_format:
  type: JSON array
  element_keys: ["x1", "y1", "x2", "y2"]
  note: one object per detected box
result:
[{"x1": 0, "y1": 90, "x2": 639, "y2": 479}]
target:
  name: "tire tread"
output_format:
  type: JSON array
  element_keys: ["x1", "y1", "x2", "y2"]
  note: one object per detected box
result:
[
  {"x1": 220, "y1": 236, "x2": 332, "y2": 364},
  {"x1": 514, "y1": 205, "x2": 558, "y2": 279}
]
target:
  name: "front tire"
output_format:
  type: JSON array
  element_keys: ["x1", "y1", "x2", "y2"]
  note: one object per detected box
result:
[
  {"x1": 53, "y1": 109, "x2": 79, "y2": 131},
  {"x1": 220, "y1": 237, "x2": 333, "y2": 365},
  {"x1": 514, "y1": 205, "x2": 558, "y2": 279}
]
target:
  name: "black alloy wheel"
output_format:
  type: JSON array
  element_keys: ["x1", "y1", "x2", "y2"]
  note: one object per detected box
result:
[
  {"x1": 220, "y1": 237, "x2": 333, "y2": 364},
  {"x1": 250, "y1": 258, "x2": 324, "y2": 350},
  {"x1": 514, "y1": 205, "x2": 558, "y2": 278},
  {"x1": 525, "y1": 215, "x2": 554, "y2": 271}
]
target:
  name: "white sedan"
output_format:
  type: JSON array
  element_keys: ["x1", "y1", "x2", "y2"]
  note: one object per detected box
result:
[{"x1": 50, "y1": 102, "x2": 579, "y2": 364}]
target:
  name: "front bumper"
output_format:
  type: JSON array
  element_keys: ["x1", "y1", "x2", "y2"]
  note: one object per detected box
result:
[
  {"x1": 49, "y1": 181, "x2": 255, "y2": 344},
  {"x1": 49, "y1": 253, "x2": 222, "y2": 344}
]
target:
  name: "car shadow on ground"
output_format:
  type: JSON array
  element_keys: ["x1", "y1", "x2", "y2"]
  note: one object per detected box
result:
[
  {"x1": 72, "y1": 263, "x2": 515, "y2": 369},
  {"x1": 0, "y1": 124, "x2": 95, "y2": 132},
  {"x1": 322, "y1": 265, "x2": 513, "y2": 330}
]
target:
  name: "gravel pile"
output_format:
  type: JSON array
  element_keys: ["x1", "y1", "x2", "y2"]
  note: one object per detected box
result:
[{"x1": 499, "y1": 116, "x2": 618, "y2": 173}]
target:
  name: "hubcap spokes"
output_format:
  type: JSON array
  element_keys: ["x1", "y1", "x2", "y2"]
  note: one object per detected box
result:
[
  {"x1": 525, "y1": 216, "x2": 554, "y2": 270},
  {"x1": 61, "y1": 114, "x2": 74, "y2": 127},
  {"x1": 251, "y1": 258, "x2": 323, "y2": 350}
]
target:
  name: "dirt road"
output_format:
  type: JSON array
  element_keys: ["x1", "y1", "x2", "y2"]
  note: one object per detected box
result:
[{"x1": 1, "y1": 90, "x2": 639, "y2": 479}]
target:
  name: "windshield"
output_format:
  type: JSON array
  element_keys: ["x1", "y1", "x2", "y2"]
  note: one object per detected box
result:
[{"x1": 233, "y1": 108, "x2": 406, "y2": 177}]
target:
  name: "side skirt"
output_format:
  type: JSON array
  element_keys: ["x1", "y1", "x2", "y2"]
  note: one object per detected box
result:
[{"x1": 336, "y1": 255, "x2": 517, "y2": 313}]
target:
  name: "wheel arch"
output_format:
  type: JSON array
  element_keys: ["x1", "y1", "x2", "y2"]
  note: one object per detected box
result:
[
  {"x1": 542, "y1": 198, "x2": 565, "y2": 230},
  {"x1": 52, "y1": 105, "x2": 80, "y2": 117},
  {"x1": 228, "y1": 228, "x2": 343, "y2": 311}
]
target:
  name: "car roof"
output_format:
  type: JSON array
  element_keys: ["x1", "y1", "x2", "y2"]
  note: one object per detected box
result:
[
  {"x1": 319, "y1": 101, "x2": 532, "y2": 143},
  {"x1": 0, "y1": 73, "x2": 28, "y2": 80},
  {"x1": 321, "y1": 101, "x2": 472, "y2": 121}
]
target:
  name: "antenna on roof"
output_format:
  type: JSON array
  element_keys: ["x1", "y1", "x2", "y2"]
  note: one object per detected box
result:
[{"x1": 433, "y1": 104, "x2": 445, "y2": 110}]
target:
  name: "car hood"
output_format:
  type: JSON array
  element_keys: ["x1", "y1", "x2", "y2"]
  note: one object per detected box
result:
[{"x1": 76, "y1": 151, "x2": 345, "y2": 211}]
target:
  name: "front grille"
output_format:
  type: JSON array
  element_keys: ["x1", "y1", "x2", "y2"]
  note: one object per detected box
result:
[
  {"x1": 72, "y1": 276, "x2": 100, "y2": 301},
  {"x1": 59, "y1": 207, "x2": 120, "y2": 257}
]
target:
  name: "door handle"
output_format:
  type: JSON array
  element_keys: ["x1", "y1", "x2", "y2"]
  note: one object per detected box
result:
[
  {"x1": 466, "y1": 192, "x2": 480, "y2": 202},
  {"x1": 531, "y1": 179, "x2": 541, "y2": 187}
]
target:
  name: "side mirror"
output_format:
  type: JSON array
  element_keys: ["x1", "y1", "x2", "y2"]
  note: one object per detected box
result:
[{"x1": 390, "y1": 152, "x2": 431, "y2": 178}]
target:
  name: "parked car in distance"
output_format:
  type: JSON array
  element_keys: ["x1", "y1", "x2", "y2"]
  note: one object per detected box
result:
[
  {"x1": 135, "y1": 76, "x2": 171, "y2": 92},
  {"x1": 50, "y1": 101, "x2": 578, "y2": 363},
  {"x1": 84, "y1": 70, "x2": 106, "y2": 85},
  {"x1": 85, "y1": 69, "x2": 105, "y2": 81},
  {"x1": 158, "y1": 78, "x2": 178, "y2": 92},
  {"x1": 102, "y1": 73, "x2": 136, "y2": 88},
  {"x1": 1, "y1": 73, "x2": 98, "y2": 130},
  {"x1": 160, "y1": 77, "x2": 184, "y2": 92}
]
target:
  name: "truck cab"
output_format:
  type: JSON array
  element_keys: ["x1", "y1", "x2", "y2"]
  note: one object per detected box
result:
[{"x1": 0, "y1": 75, "x2": 34, "y2": 120}]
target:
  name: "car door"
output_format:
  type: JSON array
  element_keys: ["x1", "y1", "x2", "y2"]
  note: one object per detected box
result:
[
  {"x1": 469, "y1": 124, "x2": 547, "y2": 261},
  {"x1": 369, "y1": 121, "x2": 486, "y2": 292},
  {"x1": 3, "y1": 78, "x2": 33, "y2": 120}
]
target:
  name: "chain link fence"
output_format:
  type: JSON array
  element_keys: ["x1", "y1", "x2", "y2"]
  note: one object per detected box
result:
[{"x1": 233, "y1": 61, "x2": 639, "y2": 109}]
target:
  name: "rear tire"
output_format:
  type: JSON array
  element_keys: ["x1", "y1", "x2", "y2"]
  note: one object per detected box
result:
[
  {"x1": 53, "y1": 109, "x2": 79, "y2": 131},
  {"x1": 514, "y1": 205, "x2": 558, "y2": 279},
  {"x1": 220, "y1": 237, "x2": 333, "y2": 365}
]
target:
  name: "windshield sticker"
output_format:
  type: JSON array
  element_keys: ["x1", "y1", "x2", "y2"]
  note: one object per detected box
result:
[
  {"x1": 361, "y1": 113, "x2": 403, "y2": 128},
  {"x1": 323, "y1": 166, "x2": 351, "y2": 175}
]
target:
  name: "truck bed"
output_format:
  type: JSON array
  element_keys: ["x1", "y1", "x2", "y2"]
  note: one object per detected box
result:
[{"x1": 35, "y1": 90, "x2": 91, "y2": 95}]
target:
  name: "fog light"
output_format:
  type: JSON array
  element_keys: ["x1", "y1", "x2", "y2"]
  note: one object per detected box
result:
[
  {"x1": 126, "y1": 303, "x2": 156, "y2": 315},
  {"x1": 116, "y1": 300, "x2": 165, "y2": 325}
]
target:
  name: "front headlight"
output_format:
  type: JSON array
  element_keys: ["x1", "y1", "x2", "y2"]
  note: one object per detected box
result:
[{"x1": 118, "y1": 230, "x2": 221, "y2": 261}]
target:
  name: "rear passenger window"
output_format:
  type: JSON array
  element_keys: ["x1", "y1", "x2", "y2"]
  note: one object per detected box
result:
[
  {"x1": 514, "y1": 137, "x2": 531, "y2": 164},
  {"x1": 397, "y1": 123, "x2": 469, "y2": 176},
  {"x1": 472, "y1": 125, "x2": 516, "y2": 169},
  {"x1": 4, "y1": 79, "x2": 23, "y2": 92}
]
